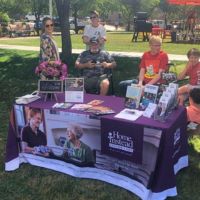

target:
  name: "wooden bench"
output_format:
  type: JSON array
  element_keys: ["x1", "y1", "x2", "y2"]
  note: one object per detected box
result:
[{"x1": 8, "y1": 22, "x2": 35, "y2": 37}]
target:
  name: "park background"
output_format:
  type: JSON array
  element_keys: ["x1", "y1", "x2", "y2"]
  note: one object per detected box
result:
[{"x1": 1, "y1": 0, "x2": 200, "y2": 200}]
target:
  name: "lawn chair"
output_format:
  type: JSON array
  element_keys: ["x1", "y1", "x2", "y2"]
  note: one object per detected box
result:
[{"x1": 78, "y1": 68, "x2": 114, "y2": 95}]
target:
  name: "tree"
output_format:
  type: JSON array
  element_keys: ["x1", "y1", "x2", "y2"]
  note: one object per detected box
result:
[
  {"x1": 0, "y1": 0, "x2": 30, "y2": 19},
  {"x1": 70, "y1": 0, "x2": 94, "y2": 34},
  {"x1": 28, "y1": 0, "x2": 49, "y2": 35},
  {"x1": 119, "y1": 0, "x2": 140, "y2": 31},
  {"x1": 55, "y1": 0, "x2": 71, "y2": 65},
  {"x1": 70, "y1": 0, "x2": 93, "y2": 33},
  {"x1": 159, "y1": 0, "x2": 186, "y2": 24},
  {"x1": 94, "y1": 0, "x2": 121, "y2": 21}
]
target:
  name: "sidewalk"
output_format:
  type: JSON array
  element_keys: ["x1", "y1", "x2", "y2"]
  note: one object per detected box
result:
[{"x1": 0, "y1": 44, "x2": 188, "y2": 61}]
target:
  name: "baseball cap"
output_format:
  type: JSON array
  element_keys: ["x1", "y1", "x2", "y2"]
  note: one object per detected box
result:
[{"x1": 90, "y1": 38, "x2": 99, "y2": 44}]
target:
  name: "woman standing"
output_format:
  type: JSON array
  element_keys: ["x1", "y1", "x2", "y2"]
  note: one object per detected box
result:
[
  {"x1": 39, "y1": 17, "x2": 60, "y2": 62},
  {"x1": 38, "y1": 17, "x2": 67, "y2": 80}
]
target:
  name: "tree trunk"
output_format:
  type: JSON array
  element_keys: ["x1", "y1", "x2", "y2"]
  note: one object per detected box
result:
[
  {"x1": 35, "y1": 17, "x2": 40, "y2": 36},
  {"x1": 74, "y1": 6, "x2": 79, "y2": 34},
  {"x1": 55, "y1": 0, "x2": 72, "y2": 65}
]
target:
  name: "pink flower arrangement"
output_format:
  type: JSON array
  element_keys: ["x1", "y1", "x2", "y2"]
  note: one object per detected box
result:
[{"x1": 35, "y1": 60, "x2": 67, "y2": 80}]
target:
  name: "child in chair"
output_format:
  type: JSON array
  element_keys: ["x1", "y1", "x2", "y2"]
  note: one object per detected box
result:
[
  {"x1": 187, "y1": 88, "x2": 200, "y2": 124},
  {"x1": 177, "y1": 48, "x2": 200, "y2": 105}
]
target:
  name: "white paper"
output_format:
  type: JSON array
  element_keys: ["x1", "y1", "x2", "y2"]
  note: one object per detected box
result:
[
  {"x1": 65, "y1": 78, "x2": 84, "y2": 103},
  {"x1": 65, "y1": 91, "x2": 84, "y2": 103},
  {"x1": 114, "y1": 109, "x2": 143, "y2": 121}
]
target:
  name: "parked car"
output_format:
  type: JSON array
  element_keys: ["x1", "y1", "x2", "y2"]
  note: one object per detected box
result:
[
  {"x1": 151, "y1": 20, "x2": 166, "y2": 29},
  {"x1": 34, "y1": 21, "x2": 42, "y2": 31},
  {"x1": 69, "y1": 19, "x2": 85, "y2": 33},
  {"x1": 25, "y1": 13, "x2": 36, "y2": 21},
  {"x1": 25, "y1": 13, "x2": 50, "y2": 22},
  {"x1": 53, "y1": 16, "x2": 86, "y2": 33}
]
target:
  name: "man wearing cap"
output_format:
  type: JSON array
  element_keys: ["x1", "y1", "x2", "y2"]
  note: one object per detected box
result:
[
  {"x1": 82, "y1": 10, "x2": 106, "y2": 50},
  {"x1": 75, "y1": 38, "x2": 116, "y2": 95}
]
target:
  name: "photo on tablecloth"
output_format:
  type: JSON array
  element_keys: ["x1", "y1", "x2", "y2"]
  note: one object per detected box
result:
[
  {"x1": 13, "y1": 105, "x2": 47, "y2": 156},
  {"x1": 13, "y1": 105, "x2": 162, "y2": 189},
  {"x1": 43, "y1": 109, "x2": 101, "y2": 167}
]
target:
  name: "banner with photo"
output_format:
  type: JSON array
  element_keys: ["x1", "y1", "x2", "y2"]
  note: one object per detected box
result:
[{"x1": 10, "y1": 104, "x2": 163, "y2": 199}]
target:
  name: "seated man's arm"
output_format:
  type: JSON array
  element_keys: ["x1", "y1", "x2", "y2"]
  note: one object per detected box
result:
[
  {"x1": 101, "y1": 61, "x2": 116, "y2": 69},
  {"x1": 75, "y1": 60, "x2": 95, "y2": 69},
  {"x1": 75, "y1": 52, "x2": 96, "y2": 70},
  {"x1": 101, "y1": 52, "x2": 116, "y2": 69}
]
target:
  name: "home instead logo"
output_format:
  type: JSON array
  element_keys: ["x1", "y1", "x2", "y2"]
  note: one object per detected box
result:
[
  {"x1": 108, "y1": 131, "x2": 134, "y2": 153},
  {"x1": 174, "y1": 128, "x2": 180, "y2": 146}
]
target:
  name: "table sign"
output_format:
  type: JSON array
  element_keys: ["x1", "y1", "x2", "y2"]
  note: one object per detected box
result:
[
  {"x1": 65, "y1": 78, "x2": 84, "y2": 103},
  {"x1": 38, "y1": 80, "x2": 63, "y2": 102},
  {"x1": 38, "y1": 80, "x2": 63, "y2": 93}
]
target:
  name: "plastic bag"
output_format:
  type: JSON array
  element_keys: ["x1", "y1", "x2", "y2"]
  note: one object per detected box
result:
[{"x1": 15, "y1": 91, "x2": 40, "y2": 104}]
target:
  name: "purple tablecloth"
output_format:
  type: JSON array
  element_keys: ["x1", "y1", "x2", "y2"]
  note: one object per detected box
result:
[
  {"x1": 101, "y1": 105, "x2": 188, "y2": 193},
  {"x1": 5, "y1": 93, "x2": 188, "y2": 200}
]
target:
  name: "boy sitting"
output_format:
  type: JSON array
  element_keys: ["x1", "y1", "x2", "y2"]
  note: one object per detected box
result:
[
  {"x1": 177, "y1": 48, "x2": 200, "y2": 105},
  {"x1": 187, "y1": 88, "x2": 200, "y2": 124}
]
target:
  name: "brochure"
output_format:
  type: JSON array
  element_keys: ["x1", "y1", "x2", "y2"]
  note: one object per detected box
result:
[
  {"x1": 70, "y1": 104, "x2": 92, "y2": 111},
  {"x1": 87, "y1": 99, "x2": 104, "y2": 106},
  {"x1": 85, "y1": 106, "x2": 115, "y2": 115},
  {"x1": 125, "y1": 84, "x2": 143, "y2": 109},
  {"x1": 168, "y1": 82, "x2": 178, "y2": 91},
  {"x1": 52, "y1": 103, "x2": 73, "y2": 109},
  {"x1": 166, "y1": 83, "x2": 178, "y2": 109},
  {"x1": 65, "y1": 78, "x2": 84, "y2": 103},
  {"x1": 141, "y1": 84, "x2": 159, "y2": 109},
  {"x1": 143, "y1": 103, "x2": 157, "y2": 118},
  {"x1": 161, "y1": 72, "x2": 177, "y2": 83},
  {"x1": 161, "y1": 91, "x2": 173, "y2": 108},
  {"x1": 156, "y1": 96, "x2": 170, "y2": 118}
]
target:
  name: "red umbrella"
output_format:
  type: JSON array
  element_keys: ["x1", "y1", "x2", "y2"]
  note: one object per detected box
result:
[{"x1": 167, "y1": 0, "x2": 200, "y2": 5}]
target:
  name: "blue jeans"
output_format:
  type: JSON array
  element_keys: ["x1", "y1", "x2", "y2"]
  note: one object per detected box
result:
[{"x1": 119, "y1": 79, "x2": 138, "y2": 96}]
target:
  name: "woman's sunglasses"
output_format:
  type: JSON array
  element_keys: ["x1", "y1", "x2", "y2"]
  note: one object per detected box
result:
[
  {"x1": 90, "y1": 16, "x2": 98, "y2": 19},
  {"x1": 45, "y1": 24, "x2": 54, "y2": 28}
]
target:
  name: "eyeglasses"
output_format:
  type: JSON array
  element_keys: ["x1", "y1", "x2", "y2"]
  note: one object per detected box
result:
[
  {"x1": 45, "y1": 24, "x2": 54, "y2": 28},
  {"x1": 151, "y1": 44, "x2": 161, "y2": 47},
  {"x1": 90, "y1": 16, "x2": 98, "y2": 19}
]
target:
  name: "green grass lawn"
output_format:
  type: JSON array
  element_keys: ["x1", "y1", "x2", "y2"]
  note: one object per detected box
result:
[
  {"x1": 0, "y1": 49, "x2": 200, "y2": 200},
  {"x1": 0, "y1": 32, "x2": 200, "y2": 55}
]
